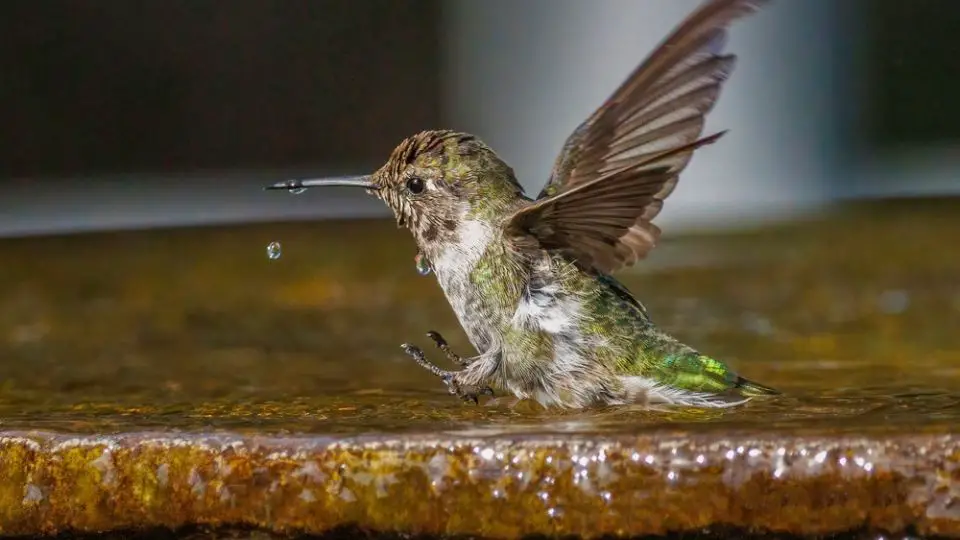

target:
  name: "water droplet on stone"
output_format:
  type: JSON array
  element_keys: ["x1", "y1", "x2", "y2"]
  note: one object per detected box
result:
[
  {"x1": 266, "y1": 241, "x2": 282, "y2": 260},
  {"x1": 877, "y1": 289, "x2": 909, "y2": 314},
  {"x1": 741, "y1": 312, "x2": 774, "y2": 336},
  {"x1": 415, "y1": 252, "x2": 431, "y2": 276}
]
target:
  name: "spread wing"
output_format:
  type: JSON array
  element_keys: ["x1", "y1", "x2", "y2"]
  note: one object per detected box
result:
[
  {"x1": 523, "y1": 0, "x2": 768, "y2": 274},
  {"x1": 507, "y1": 133, "x2": 725, "y2": 273}
]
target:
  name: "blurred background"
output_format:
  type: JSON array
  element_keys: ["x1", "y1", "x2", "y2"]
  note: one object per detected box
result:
[
  {"x1": 2, "y1": 0, "x2": 959, "y2": 237},
  {"x1": 1, "y1": 0, "x2": 960, "y2": 434},
  {"x1": 1, "y1": 0, "x2": 959, "y2": 524}
]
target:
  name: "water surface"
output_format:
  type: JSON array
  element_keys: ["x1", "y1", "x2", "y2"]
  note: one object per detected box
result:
[{"x1": 0, "y1": 198, "x2": 957, "y2": 438}]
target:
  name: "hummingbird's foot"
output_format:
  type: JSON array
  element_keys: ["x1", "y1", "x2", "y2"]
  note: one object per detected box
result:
[
  {"x1": 425, "y1": 330, "x2": 470, "y2": 367},
  {"x1": 400, "y1": 343, "x2": 448, "y2": 378},
  {"x1": 442, "y1": 374, "x2": 495, "y2": 405},
  {"x1": 400, "y1": 343, "x2": 494, "y2": 404}
]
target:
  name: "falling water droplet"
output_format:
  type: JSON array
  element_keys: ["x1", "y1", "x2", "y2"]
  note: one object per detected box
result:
[
  {"x1": 266, "y1": 241, "x2": 282, "y2": 260},
  {"x1": 285, "y1": 180, "x2": 307, "y2": 195},
  {"x1": 415, "y1": 252, "x2": 431, "y2": 276}
]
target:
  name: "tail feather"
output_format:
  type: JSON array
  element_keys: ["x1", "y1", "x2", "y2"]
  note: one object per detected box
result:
[{"x1": 734, "y1": 376, "x2": 780, "y2": 396}]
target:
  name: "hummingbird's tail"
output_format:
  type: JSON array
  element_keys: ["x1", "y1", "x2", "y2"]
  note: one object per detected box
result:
[{"x1": 734, "y1": 376, "x2": 781, "y2": 396}]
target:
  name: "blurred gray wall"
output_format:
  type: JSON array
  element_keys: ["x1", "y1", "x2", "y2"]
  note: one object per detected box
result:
[
  {"x1": 2, "y1": 0, "x2": 960, "y2": 238},
  {"x1": 0, "y1": 0, "x2": 439, "y2": 236},
  {"x1": 845, "y1": 0, "x2": 960, "y2": 199},
  {"x1": 1, "y1": 1, "x2": 441, "y2": 177},
  {"x1": 442, "y1": 0, "x2": 844, "y2": 231}
]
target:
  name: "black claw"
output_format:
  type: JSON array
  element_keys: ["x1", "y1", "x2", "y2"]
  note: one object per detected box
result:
[
  {"x1": 425, "y1": 330, "x2": 446, "y2": 346},
  {"x1": 456, "y1": 385, "x2": 495, "y2": 405}
]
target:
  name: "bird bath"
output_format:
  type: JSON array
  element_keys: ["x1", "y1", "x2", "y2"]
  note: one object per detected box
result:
[{"x1": 0, "y1": 198, "x2": 957, "y2": 539}]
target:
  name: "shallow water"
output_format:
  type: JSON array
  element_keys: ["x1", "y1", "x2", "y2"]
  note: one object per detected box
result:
[{"x1": 0, "y1": 198, "x2": 958, "y2": 438}]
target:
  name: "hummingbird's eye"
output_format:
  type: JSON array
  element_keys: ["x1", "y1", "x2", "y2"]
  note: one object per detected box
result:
[{"x1": 405, "y1": 176, "x2": 425, "y2": 194}]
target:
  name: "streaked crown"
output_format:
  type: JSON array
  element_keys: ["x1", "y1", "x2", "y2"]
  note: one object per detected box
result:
[{"x1": 369, "y1": 130, "x2": 524, "y2": 245}]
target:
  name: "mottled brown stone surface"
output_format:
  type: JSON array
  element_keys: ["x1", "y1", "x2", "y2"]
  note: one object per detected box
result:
[
  {"x1": 0, "y1": 198, "x2": 959, "y2": 538},
  {"x1": 0, "y1": 431, "x2": 957, "y2": 538}
]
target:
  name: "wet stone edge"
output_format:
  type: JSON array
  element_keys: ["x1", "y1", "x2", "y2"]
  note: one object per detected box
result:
[
  {"x1": 4, "y1": 524, "x2": 952, "y2": 540},
  {"x1": 0, "y1": 431, "x2": 955, "y2": 538}
]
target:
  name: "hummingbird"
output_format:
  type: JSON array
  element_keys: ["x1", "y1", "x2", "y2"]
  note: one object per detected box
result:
[{"x1": 267, "y1": 0, "x2": 779, "y2": 409}]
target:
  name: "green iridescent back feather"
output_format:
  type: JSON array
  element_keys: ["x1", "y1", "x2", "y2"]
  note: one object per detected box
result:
[{"x1": 572, "y1": 268, "x2": 777, "y2": 396}]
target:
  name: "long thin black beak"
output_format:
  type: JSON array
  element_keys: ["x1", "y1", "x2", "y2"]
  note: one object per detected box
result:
[{"x1": 263, "y1": 175, "x2": 378, "y2": 191}]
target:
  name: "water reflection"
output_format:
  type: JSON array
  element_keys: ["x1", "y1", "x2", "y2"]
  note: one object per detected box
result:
[{"x1": 0, "y1": 199, "x2": 956, "y2": 437}]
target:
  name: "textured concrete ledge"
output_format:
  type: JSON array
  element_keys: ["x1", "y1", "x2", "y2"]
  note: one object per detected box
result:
[{"x1": 0, "y1": 431, "x2": 957, "y2": 538}]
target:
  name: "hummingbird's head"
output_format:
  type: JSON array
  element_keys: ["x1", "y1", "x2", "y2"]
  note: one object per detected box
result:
[
  {"x1": 268, "y1": 130, "x2": 524, "y2": 252},
  {"x1": 370, "y1": 130, "x2": 523, "y2": 246}
]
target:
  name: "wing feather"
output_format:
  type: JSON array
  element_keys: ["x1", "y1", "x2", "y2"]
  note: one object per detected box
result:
[
  {"x1": 509, "y1": 134, "x2": 725, "y2": 272},
  {"x1": 528, "y1": 0, "x2": 769, "y2": 273}
]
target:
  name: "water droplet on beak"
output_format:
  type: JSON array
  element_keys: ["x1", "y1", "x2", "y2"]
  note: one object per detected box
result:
[{"x1": 285, "y1": 180, "x2": 307, "y2": 195}]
